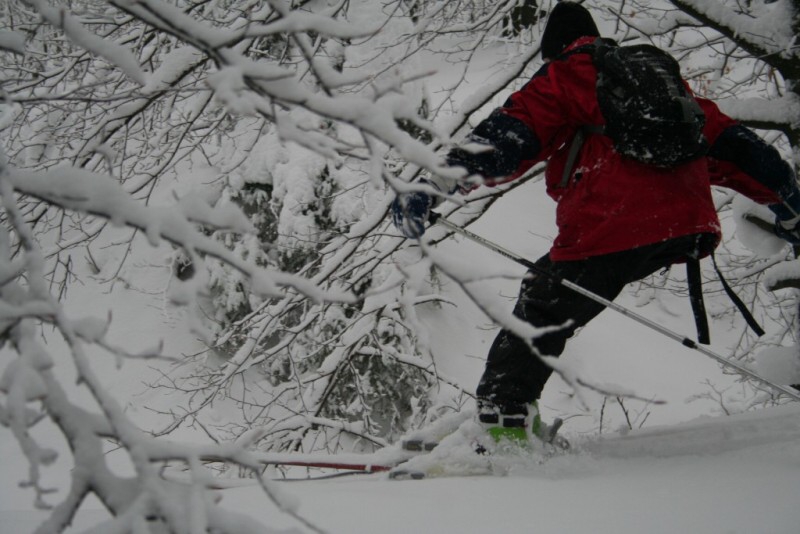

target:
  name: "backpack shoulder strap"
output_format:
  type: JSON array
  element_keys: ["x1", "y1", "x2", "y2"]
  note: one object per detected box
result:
[
  {"x1": 560, "y1": 125, "x2": 604, "y2": 188},
  {"x1": 557, "y1": 38, "x2": 616, "y2": 188}
]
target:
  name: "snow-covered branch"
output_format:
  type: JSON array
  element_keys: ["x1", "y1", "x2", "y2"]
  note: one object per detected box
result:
[
  {"x1": 0, "y1": 146, "x2": 335, "y2": 529},
  {"x1": 716, "y1": 93, "x2": 800, "y2": 132},
  {"x1": 669, "y1": 0, "x2": 799, "y2": 69},
  {"x1": 5, "y1": 164, "x2": 349, "y2": 303}
]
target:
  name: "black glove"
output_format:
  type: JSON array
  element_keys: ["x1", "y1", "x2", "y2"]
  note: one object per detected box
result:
[
  {"x1": 391, "y1": 181, "x2": 436, "y2": 239},
  {"x1": 775, "y1": 216, "x2": 800, "y2": 245}
]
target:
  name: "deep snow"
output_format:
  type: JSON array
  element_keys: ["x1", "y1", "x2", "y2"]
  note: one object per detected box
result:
[
  {"x1": 4, "y1": 404, "x2": 799, "y2": 533},
  {"x1": 2, "y1": 177, "x2": 799, "y2": 533}
]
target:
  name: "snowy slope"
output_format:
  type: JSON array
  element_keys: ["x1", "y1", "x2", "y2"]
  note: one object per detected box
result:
[
  {"x1": 257, "y1": 404, "x2": 800, "y2": 534},
  {"x1": 4, "y1": 404, "x2": 798, "y2": 533},
  {"x1": 2, "y1": 175, "x2": 798, "y2": 533}
]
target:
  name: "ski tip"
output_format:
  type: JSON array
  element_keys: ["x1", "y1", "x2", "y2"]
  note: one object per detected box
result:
[
  {"x1": 388, "y1": 469, "x2": 426, "y2": 481},
  {"x1": 402, "y1": 439, "x2": 439, "y2": 452},
  {"x1": 402, "y1": 439, "x2": 424, "y2": 452}
]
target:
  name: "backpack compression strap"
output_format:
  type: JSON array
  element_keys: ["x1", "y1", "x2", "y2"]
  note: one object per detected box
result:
[
  {"x1": 711, "y1": 254, "x2": 765, "y2": 337},
  {"x1": 686, "y1": 253, "x2": 766, "y2": 345},
  {"x1": 686, "y1": 257, "x2": 711, "y2": 345}
]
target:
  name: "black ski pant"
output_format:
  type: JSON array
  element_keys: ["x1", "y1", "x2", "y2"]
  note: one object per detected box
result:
[{"x1": 476, "y1": 233, "x2": 715, "y2": 407}]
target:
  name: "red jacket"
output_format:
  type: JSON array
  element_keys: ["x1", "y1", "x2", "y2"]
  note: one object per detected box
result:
[{"x1": 468, "y1": 37, "x2": 781, "y2": 262}]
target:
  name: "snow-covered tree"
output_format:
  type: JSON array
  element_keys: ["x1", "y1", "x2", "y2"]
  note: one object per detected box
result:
[
  {"x1": 1, "y1": 0, "x2": 552, "y2": 527},
  {"x1": 140, "y1": 0, "x2": 554, "y2": 454},
  {"x1": 0, "y1": 0, "x2": 457, "y2": 528}
]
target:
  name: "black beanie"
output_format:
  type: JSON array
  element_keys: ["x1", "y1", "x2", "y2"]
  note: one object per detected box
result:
[{"x1": 541, "y1": 2, "x2": 600, "y2": 60}]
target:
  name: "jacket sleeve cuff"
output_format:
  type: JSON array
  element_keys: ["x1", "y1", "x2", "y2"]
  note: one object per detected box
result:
[
  {"x1": 770, "y1": 186, "x2": 800, "y2": 221},
  {"x1": 446, "y1": 109, "x2": 540, "y2": 180}
]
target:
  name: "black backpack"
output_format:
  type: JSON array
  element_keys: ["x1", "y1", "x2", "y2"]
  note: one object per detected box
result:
[{"x1": 561, "y1": 39, "x2": 708, "y2": 186}]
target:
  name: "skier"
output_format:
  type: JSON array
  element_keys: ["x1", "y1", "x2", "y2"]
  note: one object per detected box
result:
[{"x1": 391, "y1": 2, "x2": 800, "y2": 446}]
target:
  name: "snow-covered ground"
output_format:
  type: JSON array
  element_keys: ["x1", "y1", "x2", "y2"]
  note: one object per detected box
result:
[
  {"x1": 189, "y1": 403, "x2": 800, "y2": 534},
  {"x1": 4, "y1": 388, "x2": 799, "y2": 533},
  {"x1": 2, "y1": 178, "x2": 798, "y2": 534}
]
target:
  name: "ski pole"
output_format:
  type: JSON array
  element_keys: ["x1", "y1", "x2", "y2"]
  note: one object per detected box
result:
[{"x1": 431, "y1": 213, "x2": 800, "y2": 402}]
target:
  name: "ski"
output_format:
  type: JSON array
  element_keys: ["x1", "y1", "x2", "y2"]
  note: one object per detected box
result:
[
  {"x1": 245, "y1": 410, "x2": 473, "y2": 477},
  {"x1": 262, "y1": 458, "x2": 395, "y2": 473},
  {"x1": 396, "y1": 416, "x2": 568, "y2": 460},
  {"x1": 246, "y1": 409, "x2": 572, "y2": 481},
  {"x1": 248, "y1": 449, "x2": 413, "y2": 475},
  {"x1": 388, "y1": 417, "x2": 571, "y2": 480}
]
